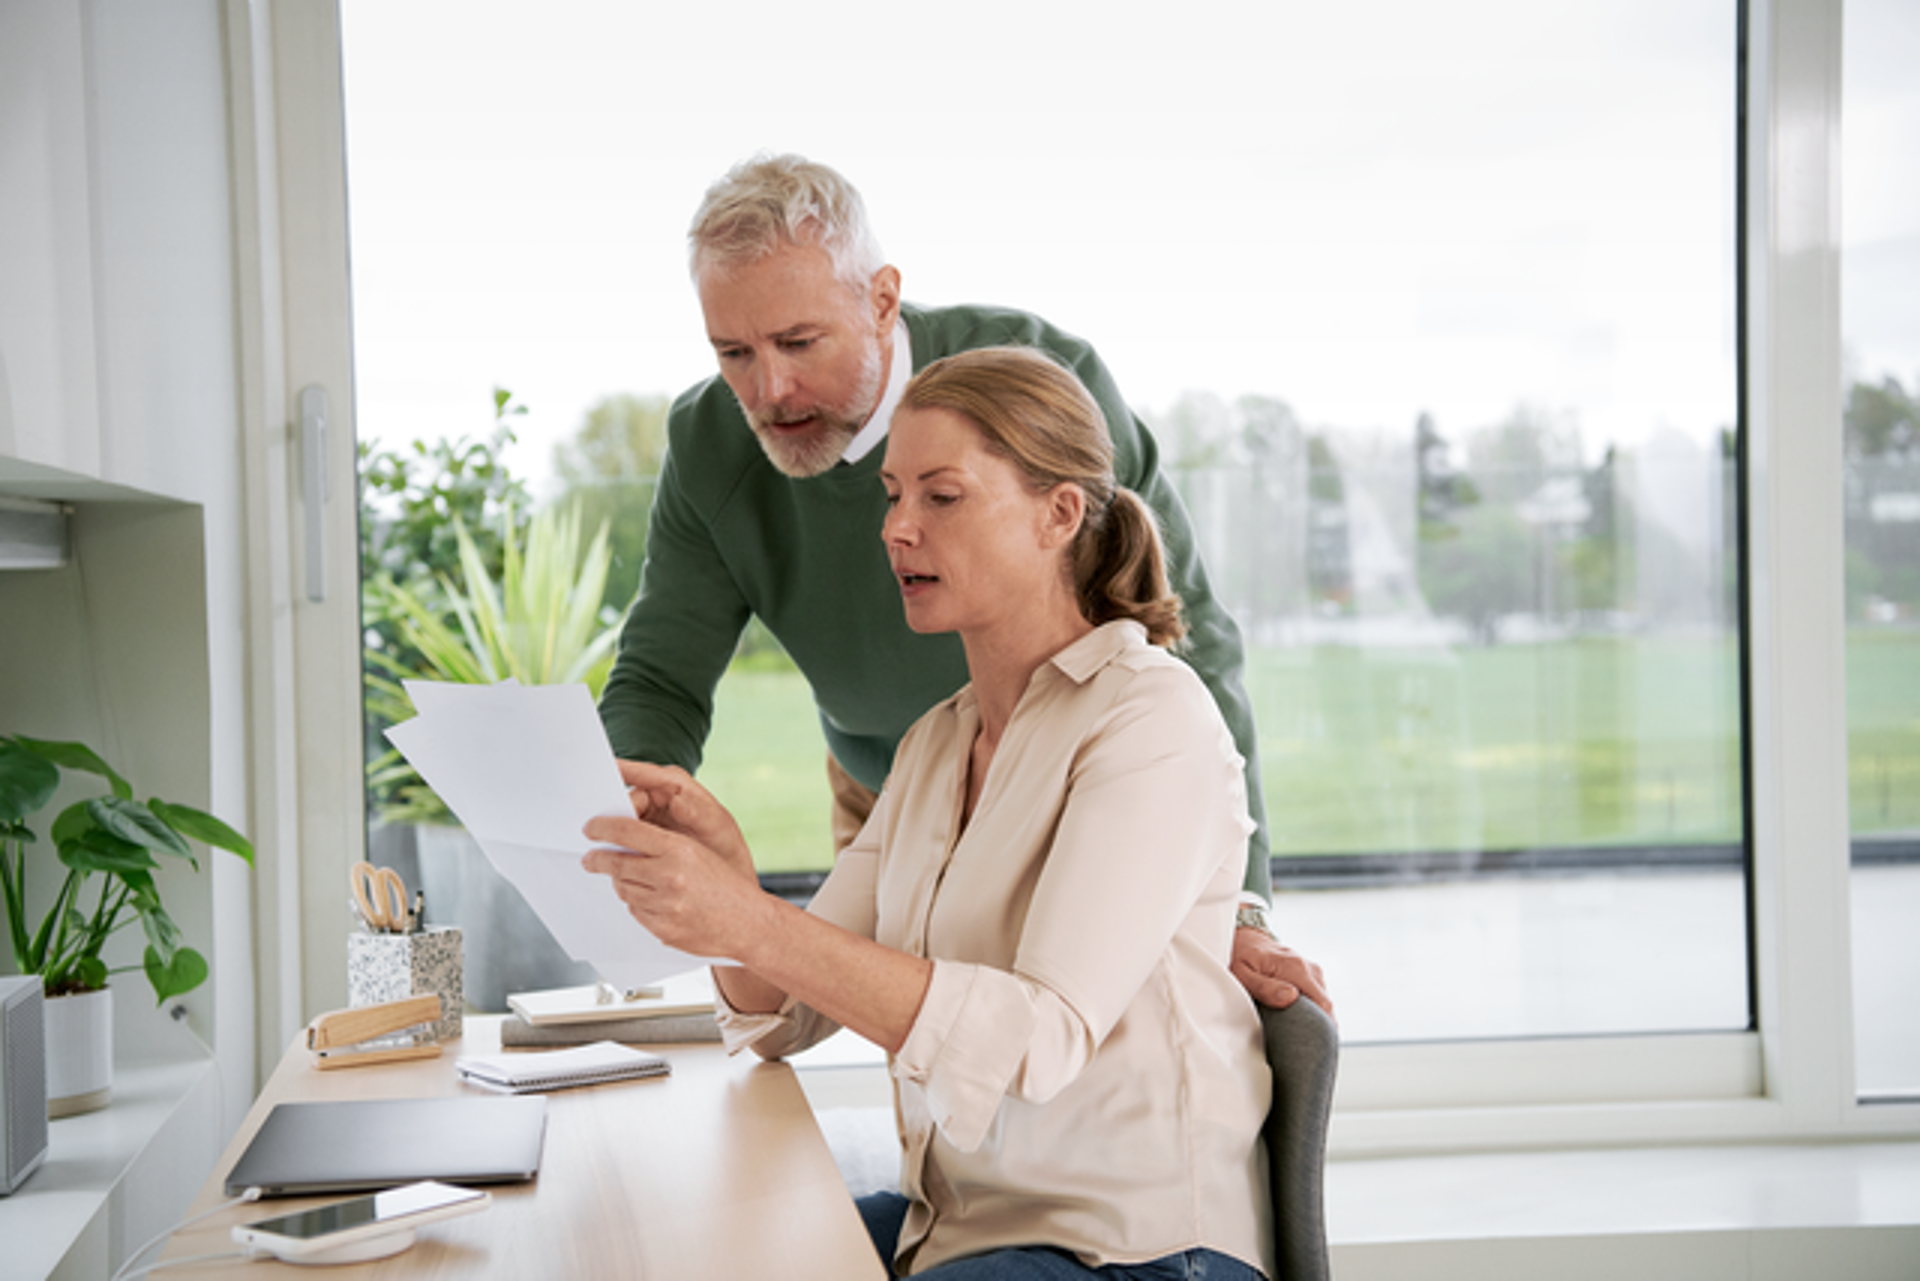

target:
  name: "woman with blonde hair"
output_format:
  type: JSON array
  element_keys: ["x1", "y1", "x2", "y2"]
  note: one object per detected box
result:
[{"x1": 585, "y1": 346, "x2": 1273, "y2": 1280}]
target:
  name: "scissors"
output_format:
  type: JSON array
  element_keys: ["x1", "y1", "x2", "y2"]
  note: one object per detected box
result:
[{"x1": 349, "y1": 861, "x2": 412, "y2": 933}]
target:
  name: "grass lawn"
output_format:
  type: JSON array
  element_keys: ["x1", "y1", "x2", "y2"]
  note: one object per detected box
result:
[
  {"x1": 698, "y1": 666, "x2": 836, "y2": 874},
  {"x1": 1846, "y1": 629, "x2": 1920, "y2": 836},
  {"x1": 700, "y1": 629, "x2": 1920, "y2": 874}
]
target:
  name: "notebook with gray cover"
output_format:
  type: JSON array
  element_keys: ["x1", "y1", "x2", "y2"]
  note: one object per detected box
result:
[{"x1": 224, "y1": 1096, "x2": 548, "y2": 1196}]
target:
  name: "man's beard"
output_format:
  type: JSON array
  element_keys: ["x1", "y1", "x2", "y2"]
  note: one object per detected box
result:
[{"x1": 743, "y1": 346, "x2": 885, "y2": 478}]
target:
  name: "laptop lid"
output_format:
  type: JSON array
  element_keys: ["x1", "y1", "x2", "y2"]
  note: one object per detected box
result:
[{"x1": 224, "y1": 1096, "x2": 548, "y2": 1197}]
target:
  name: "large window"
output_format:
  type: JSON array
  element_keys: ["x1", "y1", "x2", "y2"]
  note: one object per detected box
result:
[
  {"x1": 1842, "y1": 0, "x2": 1920, "y2": 1101},
  {"x1": 1164, "y1": 6, "x2": 1745, "y2": 1042},
  {"x1": 342, "y1": 1, "x2": 1744, "y2": 1046}
]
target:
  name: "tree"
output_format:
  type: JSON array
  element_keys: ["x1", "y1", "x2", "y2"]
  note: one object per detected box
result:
[
  {"x1": 1464, "y1": 402, "x2": 1584, "y2": 503},
  {"x1": 554, "y1": 392, "x2": 671, "y2": 481},
  {"x1": 1303, "y1": 434, "x2": 1352, "y2": 611},
  {"x1": 358, "y1": 388, "x2": 534, "y2": 817},
  {"x1": 359, "y1": 388, "x2": 532, "y2": 598},
  {"x1": 1845, "y1": 373, "x2": 1920, "y2": 459},
  {"x1": 1564, "y1": 445, "x2": 1625, "y2": 614},
  {"x1": 1235, "y1": 394, "x2": 1304, "y2": 470},
  {"x1": 1843, "y1": 373, "x2": 1920, "y2": 618},
  {"x1": 1415, "y1": 411, "x2": 1479, "y2": 540},
  {"x1": 1158, "y1": 390, "x2": 1236, "y2": 469},
  {"x1": 552, "y1": 393, "x2": 672, "y2": 617},
  {"x1": 1419, "y1": 504, "x2": 1533, "y2": 642}
]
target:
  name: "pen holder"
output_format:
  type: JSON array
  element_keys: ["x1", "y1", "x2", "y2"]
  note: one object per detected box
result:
[{"x1": 347, "y1": 927, "x2": 464, "y2": 1041}]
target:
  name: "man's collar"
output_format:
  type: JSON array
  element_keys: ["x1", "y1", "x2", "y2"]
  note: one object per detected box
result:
[{"x1": 838, "y1": 320, "x2": 911, "y2": 466}]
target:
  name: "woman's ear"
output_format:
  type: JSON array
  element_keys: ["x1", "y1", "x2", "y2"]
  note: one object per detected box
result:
[{"x1": 1040, "y1": 483, "x2": 1087, "y2": 549}]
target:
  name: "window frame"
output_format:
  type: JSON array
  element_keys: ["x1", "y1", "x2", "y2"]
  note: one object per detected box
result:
[
  {"x1": 1322, "y1": 0, "x2": 1920, "y2": 1153},
  {"x1": 229, "y1": 0, "x2": 370, "y2": 1074},
  {"x1": 280, "y1": 0, "x2": 1920, "y2": 1153}
]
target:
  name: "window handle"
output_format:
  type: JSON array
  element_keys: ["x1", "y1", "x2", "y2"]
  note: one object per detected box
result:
[{"x1": 300, "y1": 384, "x2": 329, "y2": 603}]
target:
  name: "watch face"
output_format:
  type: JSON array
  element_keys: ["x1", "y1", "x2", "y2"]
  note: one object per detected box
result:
[{"x1": 1236, "y1": 905, "x2": 1273, "y2": 935}]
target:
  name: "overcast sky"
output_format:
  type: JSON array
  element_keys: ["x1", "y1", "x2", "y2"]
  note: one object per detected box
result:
[{"x1": 335, "y1": 0, "x2": 1909, "y2": 496}]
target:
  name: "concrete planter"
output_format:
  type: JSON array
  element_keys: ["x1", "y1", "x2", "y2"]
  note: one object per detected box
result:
[{"x1": 374, "y1": 823, "x2": 594, "y2": 1013}]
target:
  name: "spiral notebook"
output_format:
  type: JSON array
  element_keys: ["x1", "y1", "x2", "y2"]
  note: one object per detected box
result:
[{"x1": 456, "y1": 1040, "x2": 670, "y2": 1094}]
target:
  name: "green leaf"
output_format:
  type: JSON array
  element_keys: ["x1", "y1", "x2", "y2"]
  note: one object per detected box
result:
[
  {"x1": 10, "y1": 736, "x2": 132, "y2": 799},
  {"x1": 2, "y1": 848, "x2": 30, "y2": 967},
  {"x1": 144, "y1": 944, "x2": 207, "y2": 1004},
  {"x1": 51, "y1": 799, "x2": 98, "y2": 846},
  {"x1": 149, "y1": 801, "x2": 255, "y2": 865},
  {"x1": 0, "y1": 738, "x2": 62, "y2": 825},
  {"x1": 119, "y1": 868, "x2": 161, "y2": 912},
  {"x1": 59, "y1": 827, "x2": 161, "y2": 876},
  {"x1": 140, "y1": 899, "x2": 182, "y2": 961},
  {"x1": 89, "y1": 797, "x2": 193, "y2": 863},
  {"x1": 24, "y1": 874, "x2": 79, "y2": 971},
  {"x1": 75, "y1": 955, "x2": 109, "y2": 991}
]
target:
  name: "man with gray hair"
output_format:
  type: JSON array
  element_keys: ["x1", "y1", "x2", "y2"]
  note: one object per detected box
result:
[{"x1": 599, "y1": 153, "x2": 1328, "y2": 1014}]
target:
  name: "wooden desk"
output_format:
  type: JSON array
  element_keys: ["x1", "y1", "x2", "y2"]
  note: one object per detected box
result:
[{"x1": 157, "y1": 1018, "x2": 886, "y2": 1278}]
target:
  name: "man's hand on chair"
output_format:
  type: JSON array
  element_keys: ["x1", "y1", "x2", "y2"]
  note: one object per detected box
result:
[{"x1": 1232, "y1": 928, "x2": 1334, "y2": 1019}]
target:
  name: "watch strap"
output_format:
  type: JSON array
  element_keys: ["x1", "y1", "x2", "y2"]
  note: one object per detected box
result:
[{"x1": 1235, "y1": 900, "x2": 1275, "y2": 938}]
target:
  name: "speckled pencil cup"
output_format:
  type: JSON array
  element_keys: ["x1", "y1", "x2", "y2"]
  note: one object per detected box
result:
[{"x1": 347, "y1": 926, "x2": 464, "y2": 1041}]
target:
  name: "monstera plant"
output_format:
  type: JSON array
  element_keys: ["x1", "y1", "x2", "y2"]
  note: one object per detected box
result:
[{"x1": 0, "y1": 734, "x2": 254, "y2": 1003}]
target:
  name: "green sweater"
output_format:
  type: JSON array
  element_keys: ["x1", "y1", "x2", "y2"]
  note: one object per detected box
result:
[{"x1": 599, "y1": 301, "x2": 1272, "y2": 896}]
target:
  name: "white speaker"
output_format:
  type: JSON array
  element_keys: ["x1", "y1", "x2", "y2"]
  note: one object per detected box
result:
[{"x1": 0, "y1": 975, "x2": 49, "y2": 1194}]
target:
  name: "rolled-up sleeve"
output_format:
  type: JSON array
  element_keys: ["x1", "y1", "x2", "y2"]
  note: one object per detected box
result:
[{"x1": 893, "y1": 962, "x2": 1041, "y2": 1152}]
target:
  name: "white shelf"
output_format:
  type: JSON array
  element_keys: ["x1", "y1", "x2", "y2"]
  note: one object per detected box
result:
[{"x1": 1, "y1": 1054, "x2": 222, "y2": 1281}]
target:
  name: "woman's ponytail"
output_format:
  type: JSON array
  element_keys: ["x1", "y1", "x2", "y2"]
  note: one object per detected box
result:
[{"x1": 900, "y1": 346, "x2": 1188, "y2": 648}]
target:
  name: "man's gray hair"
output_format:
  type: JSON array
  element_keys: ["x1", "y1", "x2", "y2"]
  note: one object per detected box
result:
[{"x1": 688, "y1": 153, "x2": 885, "y2": 290}]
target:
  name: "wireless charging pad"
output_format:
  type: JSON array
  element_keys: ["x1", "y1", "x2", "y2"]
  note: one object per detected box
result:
[{"x1": 259, "y1": 1227, "x2": 417, "y2": 1266}]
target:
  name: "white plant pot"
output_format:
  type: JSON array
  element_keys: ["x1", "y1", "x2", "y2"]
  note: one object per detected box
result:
[{"x1": 45, "y1": 987, "x2": 113, "y2": 1117}]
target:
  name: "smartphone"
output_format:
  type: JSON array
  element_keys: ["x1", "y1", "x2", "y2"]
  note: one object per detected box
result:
[{"x1": 231, "y1": 1180, "x2": 490, "y2": 1263}]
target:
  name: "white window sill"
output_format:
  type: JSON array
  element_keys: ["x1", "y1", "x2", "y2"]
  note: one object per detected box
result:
[
  {"x1": 1328, "y1": 1139, "x2": 1920, "y2": 1280},
  {"x1": 794, "y1": 1039, "x2": 1920, "y2": 1278},
  {"x1": 0, "y1": 1053, "x2": 221, "y2": 1281}
]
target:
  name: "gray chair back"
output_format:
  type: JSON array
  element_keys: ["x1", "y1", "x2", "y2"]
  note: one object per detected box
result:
[{"x1": 1260, "y1": 997, "x2": 1339, "y2": 1281}]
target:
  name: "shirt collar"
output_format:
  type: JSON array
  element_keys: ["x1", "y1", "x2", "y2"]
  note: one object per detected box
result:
[
  {"x1": 838, "y1": 320, "x2": 911, "y2": 466},
  {"x1": 1045, "y1": 619, "x2": 1151, "y2": 685},
  {"x1": 946, "y1": 620, "x2": 1152, "y2": 719}
]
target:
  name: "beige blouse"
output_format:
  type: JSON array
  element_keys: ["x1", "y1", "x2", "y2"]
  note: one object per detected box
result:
[{"x1": 718, "y1": 621, "x2": 1273, "y2": 1277}]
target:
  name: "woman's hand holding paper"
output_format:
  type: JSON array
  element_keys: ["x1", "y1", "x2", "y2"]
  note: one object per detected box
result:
[{"x1": 580, "y1": 760, "x2": 766, "y2": 959}]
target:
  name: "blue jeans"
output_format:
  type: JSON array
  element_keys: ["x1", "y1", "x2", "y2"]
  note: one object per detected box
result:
[{"x1": 857, "y1": 1192, "x2": 1269, "y2": 1281}]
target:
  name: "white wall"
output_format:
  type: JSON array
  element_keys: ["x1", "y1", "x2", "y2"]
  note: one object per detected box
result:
[{"x1": 0, "y1": 0, "x2": 257, "y2": 1120}]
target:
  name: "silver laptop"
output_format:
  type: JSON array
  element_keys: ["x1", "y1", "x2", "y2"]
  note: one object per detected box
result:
[{"x1": 224, "y1": 1096, "x2": 548, "y2": 1196}]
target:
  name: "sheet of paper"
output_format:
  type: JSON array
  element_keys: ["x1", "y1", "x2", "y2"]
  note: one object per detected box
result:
[{"x1": 384, "y1": 681, "x2": 711, "y2": 989}]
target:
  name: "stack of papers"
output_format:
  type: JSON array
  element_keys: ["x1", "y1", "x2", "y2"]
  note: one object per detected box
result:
[
  {"x1": 457, "y1": 1041, "x2": 670, "y2": 1094},
  {"x1": 383, "y1": 680, "x2": 711, "y2": 995},
  {"x1": 509, "y1": 968, "x2": 716, "y2": 1027}
]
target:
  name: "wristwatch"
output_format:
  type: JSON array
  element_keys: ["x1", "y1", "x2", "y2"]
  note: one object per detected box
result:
[{"x1": 1235, "y1": 900, "x2": 1275, "y2": 938}]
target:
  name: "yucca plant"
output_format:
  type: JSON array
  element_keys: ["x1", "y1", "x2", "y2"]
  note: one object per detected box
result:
[{"x1": 364, "y1": 502, "x2": 623, "y2": 825}]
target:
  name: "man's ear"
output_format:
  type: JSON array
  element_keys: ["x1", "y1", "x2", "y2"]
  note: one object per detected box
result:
[{"x1": 869, "y1": 264, "x2": 903, "y2": 334}]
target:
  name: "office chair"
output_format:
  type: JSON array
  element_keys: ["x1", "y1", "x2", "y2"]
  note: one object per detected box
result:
[{"x1": 1261, "y1": 996, "x2": 1340, "y2": 1281}]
